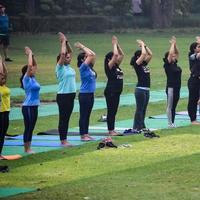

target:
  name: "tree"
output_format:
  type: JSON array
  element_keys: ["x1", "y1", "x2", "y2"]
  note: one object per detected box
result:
[
  {"x1": 150, "y1": 0, "x2": 191, "y2": 28},
  {"x1": 151, "y1": 0, "x2": 174, "y2": 28}
]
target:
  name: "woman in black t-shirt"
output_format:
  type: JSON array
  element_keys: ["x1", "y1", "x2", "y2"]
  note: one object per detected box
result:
[
  {"x1": 104, "y1": 36, "x2": 124, "y2": 136},
  {"x1": 163, "y1": 36, "x2": 182, "y2": 128},
  {"x1": 187, "y1": 37, "x2": 200, "y2": 125},
  {"x1": 130, "y1": 40, "x2": 152, "y2": 132}
]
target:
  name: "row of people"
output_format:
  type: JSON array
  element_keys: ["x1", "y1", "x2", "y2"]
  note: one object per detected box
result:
[{"x1": 0, "y1": 34, "x2": 200, "y2": 155}]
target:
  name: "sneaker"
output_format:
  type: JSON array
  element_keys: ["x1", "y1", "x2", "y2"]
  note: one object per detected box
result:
[
  {"x1": 106, "y1": 141, "x2": 118, "y2": 148},
  {"x1": 0, "y1": 165, "x2": 9, "y2": 173},
  {"x1": 5, "y1": 58, "x2": 13, "y2": 62},
  {"x1": 97, "y1": 142, "x2": 106, "y2": 150}
]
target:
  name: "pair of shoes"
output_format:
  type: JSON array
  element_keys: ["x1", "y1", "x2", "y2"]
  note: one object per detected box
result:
[
  {"x1": 5, "y1": 58, "x2": 13, "y2": 62},
  {"x1": 144, "y1": 131, "x2": 160, "y2": 138},
  {"x1": 0, "y1": 165, "x2": 9, "y2": 173},
  {"x1": 97, "y1": 137, "x2": 117, "y2": 149}
]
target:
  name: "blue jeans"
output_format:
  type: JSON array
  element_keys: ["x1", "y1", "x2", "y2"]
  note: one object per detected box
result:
[{"x1": 133, "y1": 88, "x2": 150, "y2": 130}]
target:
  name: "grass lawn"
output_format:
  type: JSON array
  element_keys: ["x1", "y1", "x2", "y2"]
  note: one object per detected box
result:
[{"x1": 1, "y1": 29, "x2": 200, "y2": 200}]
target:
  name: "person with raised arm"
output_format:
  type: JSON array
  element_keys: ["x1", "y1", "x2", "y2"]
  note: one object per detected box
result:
[
  {"x1": 104, "y1": 35, "x2": 124, "y2": 136},
  {"x1": 187, "y1": 36, "x2": 200, "y2": 125},
  {"x1": 20, "y1": 47, "x2": 40, "y2": 153},
  {"x1": 74, "y1": 41, "x2": 96, "y2": 141},
  {"x1": 130, "y1": 39, "x2": 158, "y2": 138},
  {"x1": 163, "y1": 36, "x2": 182, "y2": 128},
  {"x1": 55, "y1": 32, "x2": 76, "y2": 146}
]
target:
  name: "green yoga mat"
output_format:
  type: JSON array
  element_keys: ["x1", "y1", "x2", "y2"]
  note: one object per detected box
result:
[
  {"x1": 91, "y1": 116, "x2": 190, "y2": 131},
  {"x1": 0, "y1": 187, "x2": 37, "y2": 198},
  {"x1": 2, "y1": 146, "x2": 62, "y2": 156},
  {"x1": 9, "y1": 87, "x2": 189, "y2": 120}
]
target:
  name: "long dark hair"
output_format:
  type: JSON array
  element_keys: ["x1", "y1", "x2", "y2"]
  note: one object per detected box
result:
[
  {"x1": 130, "y1": 50, "x2": 141, "y2": 66},
  {"x1": 77, "y1": 52, "x2": 86, "y2": 68},
  {"x1": 20, "y1": 65, "x2": 28, "y2": 89},
  {"x1": 104, "y1": 51, "x2": 113, "y2": 67},
  {"x1": 189, "y1": 42, "x2": 198, "y2": 56}
]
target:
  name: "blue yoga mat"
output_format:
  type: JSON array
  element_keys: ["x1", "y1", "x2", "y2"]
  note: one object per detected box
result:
[
  {"x1": 4, "y1": 136, "x2": 105, "y2": 147},
  {"x1": 6, "y1": 135, "x2": 105, "y2": 141}
]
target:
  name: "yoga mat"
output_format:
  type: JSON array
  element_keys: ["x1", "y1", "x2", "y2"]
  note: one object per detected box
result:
[
  {"x1": 4, "y1": 136, "x2": 105, "y2": 147},
  {"x1": 91, "y1": 117, "x2": 191, "y2": 132},
  {"x1": 37, "y1": 130, "x2": 109, "y2": 136},
  {"x1": 176, "y1": 111, "x2": 200, "y2": 116},
  {"x1": 2, "y1": 146, "x2": 62, "y2": 156},
  {"x1": 10, "y1": 82, "x2": 134, "y2": 97},
  {"x1": 1, "y1": 154, "x2": 22, "y2": 160},
  {"x1": 0, "y1": 187, "x2": 36, "y2": 198},
  {"x1": 5, "y1": 135, "x2": 105, "y2": 141},
  {"x1": 9, "y1": 87, "x2": 190, "y2": 121}
]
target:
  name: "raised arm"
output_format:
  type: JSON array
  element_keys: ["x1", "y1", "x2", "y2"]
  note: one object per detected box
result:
[
  {"x1": 24, "y1": 46, "x2": 36, "y2": 76},
  {"x1": 136, "y1": 39, "x2": 146, "y2": 65},
  {"x1": 168, "y1": 36, "x2": 178, "y2": 63},
  {"x1": 107, "y1": 36, "x2": 124, "y2": 69},
  {"x1": 74, "y1": 42, "x2": 96, "y2": 66},
  {"x1": 0, "y1": 55, "x2": 7, "y2": 75},
  {"x1": 57, "y1": 32, "x2": 67, "y2": 65},
  {"x1": 144, "y1": 44, "x2": 153, "y2": 63}
]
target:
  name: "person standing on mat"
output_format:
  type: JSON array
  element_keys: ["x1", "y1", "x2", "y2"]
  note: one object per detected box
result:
[
  {"x1": 163, "y1": 36, "x2": 182, "y2": 128},
  {"x1": 20, "y1": 47, "x2": 40, "y2": 153},
  {"x1": 56, "y1": 32, "x2": 76, "y2": 146},
  {"x1": 130, "y1": 39, "x2": 152, "y2": 133},
  {"x1": 0, "y1": 54, "x2": 10, "y2": 159},
  {"x1": 187, "y1": 37, "x2": 200, "y2": 125},
  {"x1": 104, "y1": 35, "x2": 124, "y2": 136},
  {"x1": 74, "y1": 41, "x2": 96, "y2": 141}
]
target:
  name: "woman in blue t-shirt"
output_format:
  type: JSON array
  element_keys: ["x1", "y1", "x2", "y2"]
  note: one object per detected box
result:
[
  {"x1": 163, "y1": 36, "x2": 182, "y2": 128},
  {"x1": 20, "y1": 47, "x2": 40, "y2": 153},
  {"x1": 74, "y1": 42, "x2": 96, "y2": 141},
  {"x1": 56, "y1": 32, "x2": 76, "y2": 147},
  {"x1": 104, "y1": 35, "x2": 124, "y2": 136}
]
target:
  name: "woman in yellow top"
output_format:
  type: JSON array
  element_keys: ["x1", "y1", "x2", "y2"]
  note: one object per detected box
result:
[{"x1": 0, "y1": 55, "x2": 10, "y2": 159}]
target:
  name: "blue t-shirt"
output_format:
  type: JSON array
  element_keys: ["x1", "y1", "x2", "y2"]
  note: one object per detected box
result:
[
  {"x1": 0, "y1": 15, "x2": 9, "y2": 34},
  {"x1": 79, "y1": 63, "x2": 96, "y2": 93},
  {"x1": 22, "y1": 75, "x2": 40, "y2": 106},
  {"x1": 55, "y1": 64, "x2": 76, "y2": 94}
]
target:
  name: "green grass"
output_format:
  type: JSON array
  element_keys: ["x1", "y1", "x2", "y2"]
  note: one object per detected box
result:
[{"x1": 1, "y1": 29, "x2": 200, "y2": 199}]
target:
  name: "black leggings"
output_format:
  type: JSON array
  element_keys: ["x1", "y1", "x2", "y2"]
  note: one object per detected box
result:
[
  {"x1": 187, "y1": 77, "x2": 200, "y2": 122},
  {"x1": 56, "y1": 93, "x2": 76, "y2": 140},
  {"x1": 104, "y1": 91, "x2": 121, "y2": 131},
  {"x1": 79, "y1": 93, "x2": 94, "y2": 135},
  {"x1": 22, "y1": 106, "x2": 38, "y2": 143},
  {"x1": 0, "y1": 111, "x2": 9, "y2": 154}
]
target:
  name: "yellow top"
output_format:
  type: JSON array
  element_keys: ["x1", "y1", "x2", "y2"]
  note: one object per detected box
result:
[{"x1": 0, "y1": 85, "x2": 10, "y2": 112}]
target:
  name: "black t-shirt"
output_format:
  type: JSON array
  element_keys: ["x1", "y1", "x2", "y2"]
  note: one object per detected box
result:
[
  {"x1": 189, "y1": 53, "x2": 200, "y2": 78},
  {"x1": 104, "y1": 63, "x2": 123, "y2": 93},
  {"x1": 132, "y1": 60, "x2": 150, "y2": 88},
  {"x1": 163, "y1": 59, "x2": 182, "y2": 88}
]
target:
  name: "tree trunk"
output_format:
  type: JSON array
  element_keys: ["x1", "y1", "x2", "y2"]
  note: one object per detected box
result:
[
  {"x1": 26, "y1": 0, "x2": 36, "y2": 16},
  {"x1": 151, "y1": 0, "x2": 174, "y2": 28}
]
